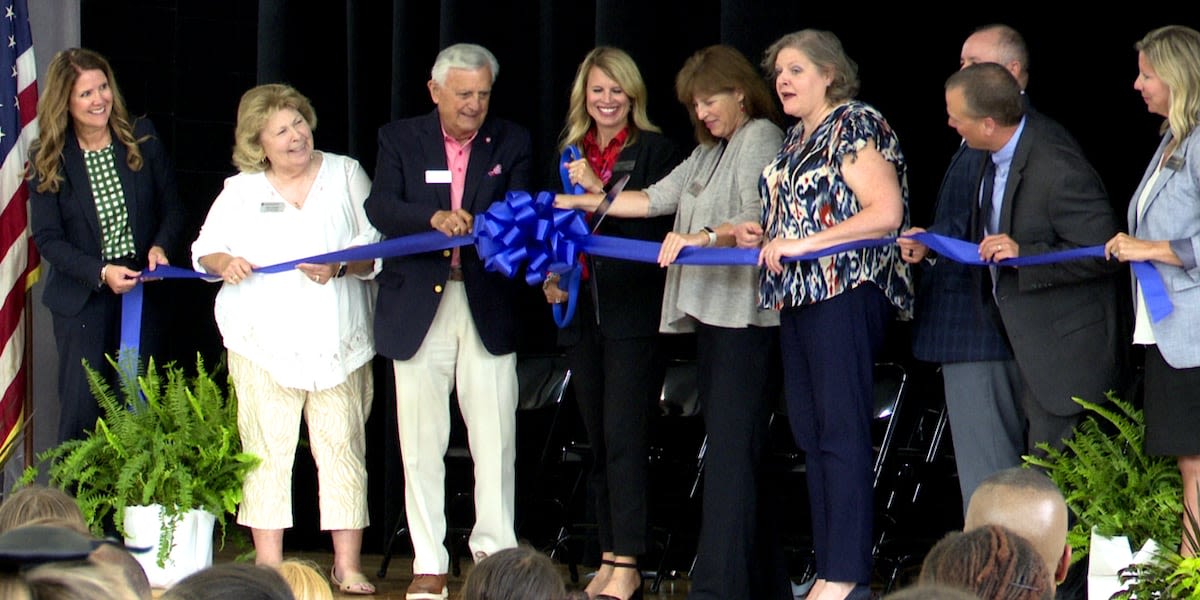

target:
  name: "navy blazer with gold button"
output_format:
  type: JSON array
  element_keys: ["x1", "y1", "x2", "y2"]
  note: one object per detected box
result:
[{"x1": 365, "y1": 110, "x2": 532, "y2": 360}]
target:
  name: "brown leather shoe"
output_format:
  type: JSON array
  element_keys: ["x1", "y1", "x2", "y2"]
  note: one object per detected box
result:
[{"x1": 406, "y1": 573, "x2": 448, "y2": 600}]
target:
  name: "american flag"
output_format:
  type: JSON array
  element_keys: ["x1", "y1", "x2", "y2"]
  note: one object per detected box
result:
[{"x1": 0, "y1": 0, "x2": 38, "y2": 468}]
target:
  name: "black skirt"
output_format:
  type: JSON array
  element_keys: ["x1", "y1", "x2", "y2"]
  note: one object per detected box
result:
[{"x1": 1144, "y1": 344, "x2": 1200, "y2": 456}]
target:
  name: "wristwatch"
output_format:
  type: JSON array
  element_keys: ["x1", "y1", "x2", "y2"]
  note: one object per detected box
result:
[
  {"x1": 335, "y1": 262, "x2": 348, "y2": 278},
  {"x1": 701, "y1": 227, "x2": 717, "y2": 247}
]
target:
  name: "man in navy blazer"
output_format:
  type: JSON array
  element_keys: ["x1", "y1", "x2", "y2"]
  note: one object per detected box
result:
[
  {"x1": 898, "y1": 25, "x2": 1034, "y2": 513},
  {"x1": 364, "y1": 43, "x2": 531, "y2": 600}
]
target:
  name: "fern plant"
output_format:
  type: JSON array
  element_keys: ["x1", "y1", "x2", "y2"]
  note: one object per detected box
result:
[
  {"x1": 20, "y1": 351, "x2": 259, "y2": 567},
  {"x1": 1023, "y1": 392, "x2": 1182, "y2": 562}
]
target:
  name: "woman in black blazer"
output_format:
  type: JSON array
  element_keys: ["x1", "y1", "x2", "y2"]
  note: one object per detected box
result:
[
  {"x1": 29, "y1": 48, "x2": 183, "y2": 443},
  {"x1": 544, "y1": 47, "x2": 680, "y2": 600}
]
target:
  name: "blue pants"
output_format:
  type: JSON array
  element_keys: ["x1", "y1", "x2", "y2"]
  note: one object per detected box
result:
[{"x1": 780, "y1": 284, "x2": 892, "y2": 584}]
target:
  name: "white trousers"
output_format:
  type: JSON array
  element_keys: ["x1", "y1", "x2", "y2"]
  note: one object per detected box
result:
[{"x1": 392, "y1": 281, "x2": 518, "y2": 574}]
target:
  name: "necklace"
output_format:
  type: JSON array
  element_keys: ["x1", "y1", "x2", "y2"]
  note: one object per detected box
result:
[{"x1": 267, "y1": 154, "x2": 320, "y2": 209}]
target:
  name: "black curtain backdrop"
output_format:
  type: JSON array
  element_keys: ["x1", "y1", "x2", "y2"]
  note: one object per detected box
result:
[{"x1": 78, "y1": 0, "x2": 1199, "y2": 555}]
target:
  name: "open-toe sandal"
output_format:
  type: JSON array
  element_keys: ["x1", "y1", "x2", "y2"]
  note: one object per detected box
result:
[{"x1": 330, "y1": 568, "x2": 377, "y2": 595}]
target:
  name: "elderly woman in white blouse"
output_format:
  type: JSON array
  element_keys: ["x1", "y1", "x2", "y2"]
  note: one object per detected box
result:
[{"x1": 192, "y1": 84, "x2": 380, "y2": 595}]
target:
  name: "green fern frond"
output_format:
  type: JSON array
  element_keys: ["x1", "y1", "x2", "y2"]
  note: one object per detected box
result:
[
  {"x1": 1024, "y1": 391, "x2": 1182, "y2": 563},
  {"x1": 22, "y1": 350, "x2": 258, "y2": 567}
]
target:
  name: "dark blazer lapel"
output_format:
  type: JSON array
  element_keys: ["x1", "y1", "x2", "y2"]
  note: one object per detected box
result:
[
  {"x1": 967, "y1": 152, "x2": 988, "y2": 242},
  {"x1": 61, "y1": 133, "x2": 103, "y2": 250},
  {"x1": 998, "y1": 127, "x2": 1032, "y2": 235},
  {"x1": 463, "y1": 119, "x2": 496, "y2": 213},
  {"x1": 420, "y1": 112, "x2": 452, "y2": 211}
]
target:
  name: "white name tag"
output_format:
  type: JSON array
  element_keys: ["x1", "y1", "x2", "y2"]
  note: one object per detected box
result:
[
  {"x1": 260, "y1": 202, "x2": 285, "y2": 213},
  {"x1": 425, "y1": 169, "x2": 452, "y2": 184}
]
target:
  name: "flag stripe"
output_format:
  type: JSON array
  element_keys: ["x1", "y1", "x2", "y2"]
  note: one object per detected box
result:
[{"x1": 0, "y1": 0, "x2": 37, "y2": 467}]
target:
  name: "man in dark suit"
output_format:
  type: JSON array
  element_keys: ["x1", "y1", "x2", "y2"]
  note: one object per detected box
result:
[
  {"x1": 897, "y1": 25, "x2": 1033, "y2": 513},
  {"x1": 364, "y1": 43, "x2": 531, "y2": 600},
  {"x1": 945, "y1": 63, "x2": 1122, "y2": 461}
]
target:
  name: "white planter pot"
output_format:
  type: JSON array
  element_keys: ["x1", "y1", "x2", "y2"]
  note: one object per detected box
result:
[
  {"x1": 1087, "y1": 527, "x2": 1162, "y2": 599},
  {"x1": 122, "y1": 504, "x2": 216, "y2": 588}
]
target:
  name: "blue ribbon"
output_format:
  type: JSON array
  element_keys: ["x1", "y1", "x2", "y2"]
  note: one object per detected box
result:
[
  {"x1": 905, "y1": 231, "x2": 1171, "y2": 322},
  {"x1": 552, "y1": 148, "x2": 586, "y2": 326},
  {"x1": 123, "y1": 202, "x2": 1173, "y2": 354},
  {"x1": 559, "y1": 146, "x2": 585, "y2": 195}
]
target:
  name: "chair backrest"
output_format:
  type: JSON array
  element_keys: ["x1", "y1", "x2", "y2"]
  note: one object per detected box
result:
[
  {"x1": 517, "y1": 354, "x2": 572, "y2": 411},
  {"x1": 659, "y1": 359, "x2": 700, "y2": 417},
  {"x1": 873, "y1": 362, "x2": 908, "y2": 420},
  {"x1": 871, "y1": 361, "x2": 909, "y2": 488}
]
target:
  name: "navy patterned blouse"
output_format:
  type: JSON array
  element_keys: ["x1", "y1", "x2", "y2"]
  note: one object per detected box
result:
[{"x1": 758, "y1": 101, "x2": 913, "y2": 318}]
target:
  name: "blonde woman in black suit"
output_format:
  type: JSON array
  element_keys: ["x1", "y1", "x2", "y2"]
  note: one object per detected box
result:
[{"x1": 545, "y1": 46, "x2": 680, "y2": 600}]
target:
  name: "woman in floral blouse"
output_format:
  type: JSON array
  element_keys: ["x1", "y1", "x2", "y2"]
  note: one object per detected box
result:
[{"x1": 736, "y1": 29, "x2": 912, "y2": 600}]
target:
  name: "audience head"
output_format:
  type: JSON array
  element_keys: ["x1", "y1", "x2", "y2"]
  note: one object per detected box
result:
[
  {"x1": 945, "y1": 62, "x2": 1025, "y2": 151},
  {"x1": 674, "y1": 44, "x2": 780, "y2": 145},
  {"x1": 275, "y1": 559, "x2": 333, "y2": 600},
  {"x1": 0, "y1": 485, "x2": 88, "y2": 534},
  {"x1": 763, "y1": 28, "x2": 860, "y2": 117},
  {"x1": 90, "y1": 543, "x2": 152, "y2": 600},
  {"x1": 232, "y1": 83, "x2": 318, "y2": 173},
  {"x1": 0, "y1": 523, "x2": 141, "y2": 600},
  {"x1": 920, "y1": 524, "x2": 1053, "y2": 600},
  {"x1": 883, "y1": 583, "x2": 981, "y2": 600},
  {"x1": 961, "y1": 24, "x2": 1030, "y2": 89},
  {"x1": 160, "y1": 563, "x2": 295, "y2": 600},
  {"x1": 428, "y1": 43, "x2": 499, "y2": 142},
  {"x1": 1135, "y1": 25, "x2": 1200, "y2": 139},
  {"x1": 560, "y1": 46, "x2": 660, "y2": 152},
  {"x1": 459, "y1": 545, "x2": 567, "y2": 600},
  {"x1": 966, "y1": 467, "x2": 1070, "y2": 586},
  {"x1": 21, "y1": 560, "x2": 140, "y2": 600}
]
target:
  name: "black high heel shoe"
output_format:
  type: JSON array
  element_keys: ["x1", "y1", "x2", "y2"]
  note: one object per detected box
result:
[{"x1": 594, "y1": 561, "x2": 643, "y2": 600}]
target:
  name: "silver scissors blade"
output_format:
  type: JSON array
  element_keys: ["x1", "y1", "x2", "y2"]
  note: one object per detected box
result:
[{"x1": 590, "y1": 173, "x2": 629, "y2": 233}]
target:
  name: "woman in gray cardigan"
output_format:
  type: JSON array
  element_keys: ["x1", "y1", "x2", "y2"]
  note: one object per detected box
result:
[{"x1": 556, "y1": 45, "x2": 790, "y2": 600}]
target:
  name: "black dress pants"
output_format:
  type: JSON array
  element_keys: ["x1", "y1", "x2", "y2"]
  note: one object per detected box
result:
[
  {"x1": 688, "y1": 323, "x2": 790, "y2": 600},
  {"x1": 566, "y1": 294, "x2": 664, "y2": 556}
]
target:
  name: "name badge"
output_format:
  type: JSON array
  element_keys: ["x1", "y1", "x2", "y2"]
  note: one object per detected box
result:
[
  {"x1": 613, "y1": 160, "x2": 636, "y2": 172},
  {"x1": 425, "y1": 169, "x2": 452, "y2": 184},
  {"x1": 260, "y1": 202, "x2": 285, "y2": 213},
  {"x1": 1165, "y1": 155, "x2": 1184, "y2": 171}
]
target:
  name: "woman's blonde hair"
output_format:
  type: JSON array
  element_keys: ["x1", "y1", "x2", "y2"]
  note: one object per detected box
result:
[
  {"x1": 231, "y1": 83, "x2": 318, "y2": 173},
  {"x1": 1136, "y1": 25, "x2": 1200, "y2": 139},
  {"x1": 29, "y1": 48, "x2": 145, "y2": 194},
  {"x1": 275, "y1": 559, "x2": 333, "y2": 600},
  {"x1": 558, "y1": 47, "x2": 660, "y2": 153}
]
